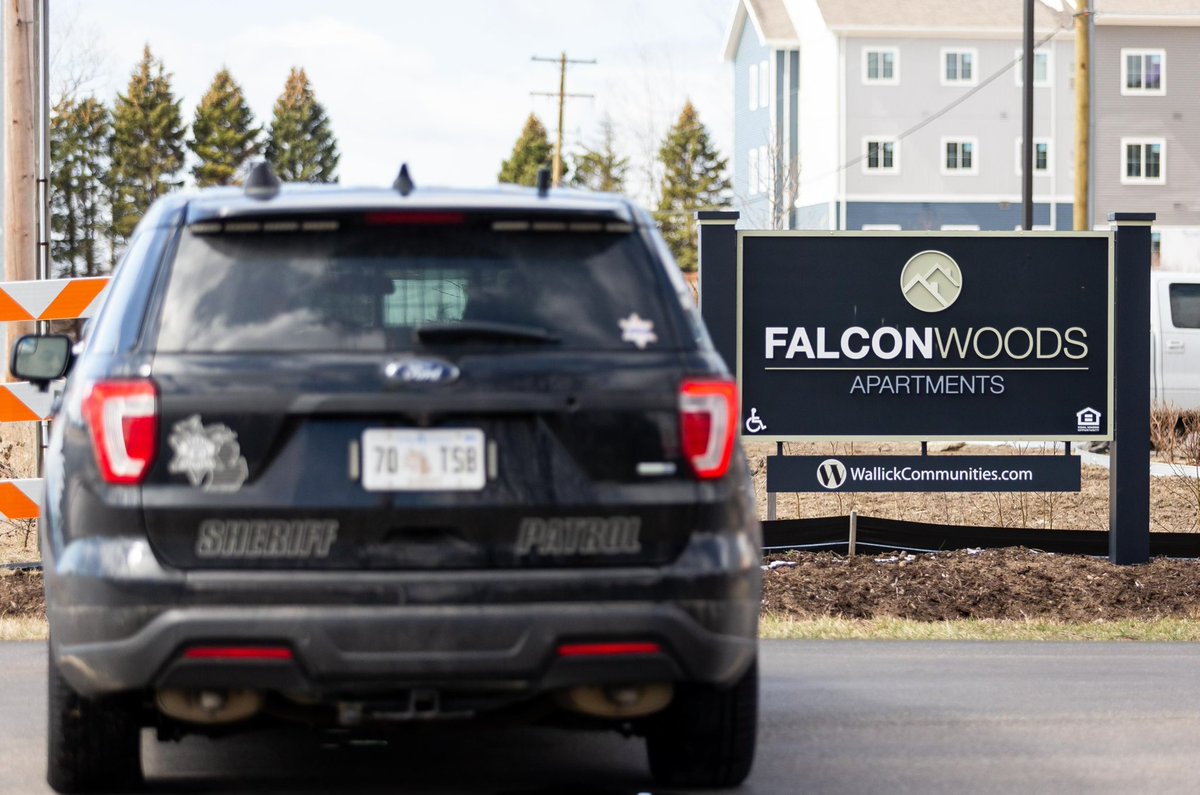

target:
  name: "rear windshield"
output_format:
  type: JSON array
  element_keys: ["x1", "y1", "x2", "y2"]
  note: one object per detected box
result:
[{"x1": 154, "y1": 221, "x2": 679, "y2": 353}]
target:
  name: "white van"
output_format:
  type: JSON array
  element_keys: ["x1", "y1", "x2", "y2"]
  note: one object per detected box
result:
[{"x1": 1151, "y1": 271, "x2": 1200, "y2": 410}]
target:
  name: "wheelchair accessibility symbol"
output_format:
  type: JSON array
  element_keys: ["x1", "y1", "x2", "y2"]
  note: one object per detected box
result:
[{"x1": 745, "y1": 408, "x2": 766, "y2": 434}]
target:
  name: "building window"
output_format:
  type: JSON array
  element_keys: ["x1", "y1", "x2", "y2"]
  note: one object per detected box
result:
[
  {"x1": 759, "y1": 59, "x2": 769, "y2": 108},
  {"x1": 1121, "y1": 49, "x2": 1165, "y2": 95},
  {"x1": 863, "y1": 47, "x2": 898, "y2": 84},
  {"x1": 862, "y1": 137, "x2": 899, "y2": 173},
  {"x1": 1014, "y1": 49, "x2": 1052, "y2": 86},
  {"x1": 942, "y1": 49, "x2": 977, "y2": 86},
  {"x1": 1014, "y1": 138, "x2": 1051, "y2": 174},
  {"x1": 748, "y1": 148, "x2": 759, "y2": 195},
  {"x1": 1121, "y1": 138, "x2": 1165, "y2": 184},
  {"x1": 748, "y1": 63, "x2": 758, "y2": 111},
  {"x1": 941, "y1": 138, "x2": 978, "y2": 175}
]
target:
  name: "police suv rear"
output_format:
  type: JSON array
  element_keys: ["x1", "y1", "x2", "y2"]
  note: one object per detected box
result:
[{"x1": 17, "y1": 164, "x2": 761, "y2": 792}]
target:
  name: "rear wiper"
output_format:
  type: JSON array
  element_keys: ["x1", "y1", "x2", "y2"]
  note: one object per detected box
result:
[{"x1": 413, "y1": 321, "x2": 560, "y2": 345}]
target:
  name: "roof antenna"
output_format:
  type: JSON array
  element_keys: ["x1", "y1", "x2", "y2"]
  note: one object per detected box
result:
[
  {"x1": 393, "y1": 163, "x2": 415, "y2": 196},
  {"x1": 243, "y1": 161, "x2": 281, "y2": 200},
  {"x1": 536, "y1": 165, "x2": 551, "y2": 198}
]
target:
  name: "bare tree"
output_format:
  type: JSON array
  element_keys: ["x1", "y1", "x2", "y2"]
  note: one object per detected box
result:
[
  {"x1": 733, "y1": 128, "x2": 800, "y2": 231},
  {"x1": 49, "y1": 2, "x2": 109, "y2": 102}
]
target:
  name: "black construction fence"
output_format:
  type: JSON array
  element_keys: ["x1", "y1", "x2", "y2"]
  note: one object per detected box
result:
[{"x1": 764, "y1": 515, "x2": 1200, "y2": 558}]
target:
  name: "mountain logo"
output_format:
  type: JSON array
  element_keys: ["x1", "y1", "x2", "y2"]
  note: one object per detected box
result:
[{"x1": 900, "y1": 250, "x2": 963, "y2": 313}]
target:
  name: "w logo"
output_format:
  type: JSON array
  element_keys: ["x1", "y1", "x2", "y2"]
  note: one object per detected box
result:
[{"x1": 816, "y1": 459, "x2": 848, "y2": 490}]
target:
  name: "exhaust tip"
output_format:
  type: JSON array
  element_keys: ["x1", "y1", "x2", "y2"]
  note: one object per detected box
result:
[
  {"x1": 156, "y1": 688, "x2": 264, "y2": 725},
  {"x1": 556, "y1": 683, "x2": 673, "y2": 719}
]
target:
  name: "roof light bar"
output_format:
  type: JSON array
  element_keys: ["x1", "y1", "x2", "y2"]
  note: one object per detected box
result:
[{"x1": 189, "y1": 219, "x2": 341, "y2": 234}]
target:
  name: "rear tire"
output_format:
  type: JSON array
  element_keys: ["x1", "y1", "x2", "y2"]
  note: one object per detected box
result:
[
  {"x1": 47, "y1": 654, "x2": 143, "y2": 793},
  {"x1": 645, "y1": 659, "x2": 758, "y2": 789}
]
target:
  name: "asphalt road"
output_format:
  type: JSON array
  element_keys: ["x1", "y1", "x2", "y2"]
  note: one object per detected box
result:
[{"x1": 3, "y1": 640, "x2": 1200, "y2": 794}]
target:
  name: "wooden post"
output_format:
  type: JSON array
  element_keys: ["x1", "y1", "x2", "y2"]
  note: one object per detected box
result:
[
  {"x1": 4, "y1": 0, "x2": 39, "y2": 374},
  {"x1": 848, "y1": 510, "x2": 858, "y2": 557},
  {"x1": 530, "y1": 52, "x2": 595, "y2": 189},
  {"x1": 1073, "y1": 0, "x2": 1091, "y2": 230}
]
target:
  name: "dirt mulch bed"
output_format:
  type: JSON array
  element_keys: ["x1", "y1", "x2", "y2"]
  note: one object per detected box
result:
[
  {"x1": 764, "y1": 548, "x2": 1200, "y2": 622},
  {"x1": 0, "y1": 570, "x2": 42, "y2": 619},
  {"x1": 5, "y1": 550, "x2": 1200, "y2": 626}
]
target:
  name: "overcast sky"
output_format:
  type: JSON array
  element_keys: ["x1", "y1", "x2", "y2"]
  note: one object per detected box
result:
[{"x1": 52, "y1": 0, "x2": 734, "y2": 203}]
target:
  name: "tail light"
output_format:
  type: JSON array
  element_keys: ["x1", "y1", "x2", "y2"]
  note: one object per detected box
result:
[
  {"x1": 81, "y1": 380, "x2": 158, "y2": 485},
  {"x1": 679, "y1": 378, "x2": 737, "y2": 480},
  {"x1": 557, "y1": 642, "x2": 663, "y2": 657},
  {"x1": 364, "y1": 211, "x2": 464, "y2": 225},
  {"x1": 183, "y1": 646, "x2": 294, "y2": 661}
]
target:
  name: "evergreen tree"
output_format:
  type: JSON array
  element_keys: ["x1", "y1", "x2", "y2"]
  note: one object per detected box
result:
[
  {"x1": 109, "y1": 46, "x2": 186, "y2": 246},
  {"x1": 50, "y1": 95, "x2": 111, "y2": 277},
  {"x1": 265, "y1": 68, "x2": 339, "y2": 183},
  {"x1": 498, "y1": 114, "x2": 553, "y2": 186},
  {"x1": 189, "y1": 68, "x2": 261, "y2": 186},
  {"x1": 570, "y1": 116, "x2": 629, "y2": 193},
  {"x1": 656, "y1": 101, "x2": 731, "y2": 272}
]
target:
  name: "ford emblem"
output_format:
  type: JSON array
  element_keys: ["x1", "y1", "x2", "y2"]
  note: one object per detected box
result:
[{"x1": 384, "y1": 359, "x2": 460, "y2": 385}]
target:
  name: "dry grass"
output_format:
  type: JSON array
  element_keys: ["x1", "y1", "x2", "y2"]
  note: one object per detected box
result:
[
  {"x1": 760, "y1": 615, "x2": 1200, "y2": 641},
  {"x1": 0, "y1": 422, "x2": 38, "y2": 565},
  {"x1": 0, "y1": 616, "x2": 46, "y2": 641}
]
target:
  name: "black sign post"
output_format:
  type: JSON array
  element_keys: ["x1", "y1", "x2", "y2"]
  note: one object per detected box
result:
[
  {"x1": 1109, "y1": 213, "x2": 1153, "y2": 565},
  {"x1": 697, "y1": 210, "x2": 740, "y2": 372}
]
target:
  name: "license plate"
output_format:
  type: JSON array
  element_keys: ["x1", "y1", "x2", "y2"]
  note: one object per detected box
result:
[{"x1": 361, "y1": 428, "x2": 486, "y2": 491}]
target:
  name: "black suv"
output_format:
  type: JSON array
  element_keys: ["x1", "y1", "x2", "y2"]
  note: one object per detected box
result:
[{"x1": 17, "y1": 165, "x2": 761, "y2": 792}]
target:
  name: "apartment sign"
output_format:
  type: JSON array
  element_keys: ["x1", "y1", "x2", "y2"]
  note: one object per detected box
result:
[{"x1": 737, "y1": 232, "x2": 1114, "y2": 441}]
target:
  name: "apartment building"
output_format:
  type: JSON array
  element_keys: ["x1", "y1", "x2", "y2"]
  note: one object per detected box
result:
[
  {"x1": 724, "y1": 0, "x2": 1200, "y2": 267},
  {"x1": 1093, "y1": 2, "x2": 1200, "y2": 268}
]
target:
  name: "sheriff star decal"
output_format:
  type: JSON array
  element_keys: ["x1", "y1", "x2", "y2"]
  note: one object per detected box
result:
[
  {"x1": 168, "y1": 415, "x2": 249, "y2": 493},
  {"x1": 618, "y1": 312, "x2": 658, "y2": 350}
]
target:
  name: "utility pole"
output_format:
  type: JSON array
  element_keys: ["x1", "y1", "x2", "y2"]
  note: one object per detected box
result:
[
  {"x1": 531, "y1": 52, "x2": 595, "y2": 187},
  {"x1": 1021, "y1": 0, "x2": 1034, "y2": 230},
  {"x1": 1074, "y1": 0, "x2": 1091, "y2": 231},
  {"x1": 4, "y1": 0, "x2": 39, "y2": 371}
]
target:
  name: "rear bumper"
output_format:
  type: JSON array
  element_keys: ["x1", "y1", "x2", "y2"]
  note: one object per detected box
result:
[{"x1": 46, "y1": 529, "x2": 761, "y2": 698}]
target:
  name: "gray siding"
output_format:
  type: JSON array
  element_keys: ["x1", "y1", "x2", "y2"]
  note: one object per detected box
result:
[
  {"x1": 848, "y1": 200, "x2": 1072, "y2": 231},
  {"x1": 843, "y1": 37, "x2": 1075, "y2": 206},
  {"x1": 1093, "y1": 26, "x2": 1200, "y2": 228}
]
